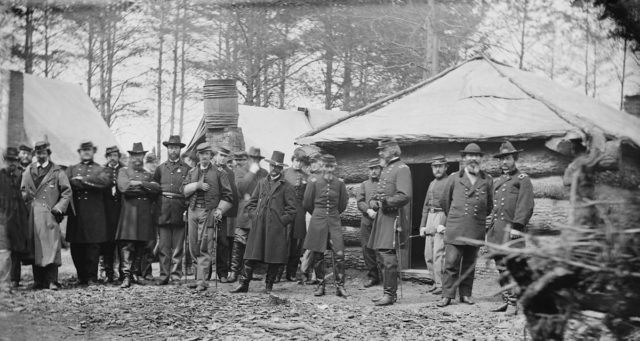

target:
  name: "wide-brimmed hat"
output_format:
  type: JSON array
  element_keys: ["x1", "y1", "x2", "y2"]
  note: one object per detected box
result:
[
  {"x1": 430, "y1": 155, "x2": 448, "y2": 166},
  {"x1": 128, "y1": 142, "x2": 148, "y2": 155},
  {"x1": 3, "y1": 147, "x2": 19, "y2": 161},
  {"x1": 266, "y1": 151, "x2": 287, "y2": 167},
  {"x1": 460, "y1": 143, "x2": 484, "y2": 156},
  {"x1": 376, "y1": 138, "x2": 399, "y2": 150},
  {"x1": 34, "y1": 141, "x2": 50, "y2": 153},
  {"x1": 247, "y1": 146, "x2": 264, "y2": 159},
  {"x1": 196, "y1": 142, "x2": 213, "y2": 153},
  {"x1": 162, "y1": 135, "x2": 186, "y2": 148},
  {"x1": 18, "y1": 144, "x2": 33, "y2": 153},
  {"x1": 105, "y1": 146, "x2": 121, "y2": 157},
  {"x1": 78, "y1": 140, "x2": 97, "y2": 153},
  {"x1": 233, "y1": 151, "x2": 248, "y2": 160},
  {"x1": 493, "y1": 141, "x2": 523, "y2": 158},
  {"x1": 321, "y1": 154, "x2": 337, "y2": 166},
  {"x1": 367, "y1": 158, "x2": 381, "y2": 169}
]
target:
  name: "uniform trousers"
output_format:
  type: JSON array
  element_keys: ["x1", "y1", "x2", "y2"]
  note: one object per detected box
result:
[
  {"x1": 70, "y1": 242, "x2": 101, "y2": 283},
  {"x1": 360, "y1": 221, "x2": 380, "y2": 282},
  {"x1": 442, "y1": 243, "x2": 479, "y2": 299},
  {"x1": 158, "y1": 224, "x2": 185, "y2": 282}
]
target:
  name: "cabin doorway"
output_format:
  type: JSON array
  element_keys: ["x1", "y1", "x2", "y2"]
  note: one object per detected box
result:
[{"x1": 407, "y1": 161, "x2": 459, "y2": 272}]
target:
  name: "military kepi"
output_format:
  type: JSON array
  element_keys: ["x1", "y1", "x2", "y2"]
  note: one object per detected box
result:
[
  {"x1": 460, "y1": 143, "x2": 483, "y2": 155},
  {"x1": 128, "y1": 142, "x2": 147, "y2": 155},
  {"x1": 321, "y1": 154, "x2": 337, "y2": 166},
  {"x1": 266, "y1": 151, "x2": 287, "y2": 167},
  {"x1": 493, "y1": 141, "x2": 523, "y2": 158},
  {"x1": 196, "y1": 142, "x2": 212, "y2": 153},
  {"x1": 34, "y1": 141, "x2": 50, "y2": 153},
  {"x1": 78, "y1": 140, "x2": 97, "y2": 153},
  {"x1": 376, "y1": 138, "x2": 399, "y2": 149},
  {"x1": 430, "y1": 155, "x2": 448, "y2": 165},
  {"x1": 105, "y1": 145, "x2": 120, "y2": 157},
  {"x1": 162, "y1": 135, "x2": 186, "y2": 148},
  {"x1": 3, "y1": 147, "x2": 19, "y2": 161},
  {"x1": 367, "y1": 158, "x2": 381, "y2": 168}
]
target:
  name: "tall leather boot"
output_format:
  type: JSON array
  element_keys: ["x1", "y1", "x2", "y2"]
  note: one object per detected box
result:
[
  {"x1": 334, "y1": 254, "x2": 348, "y2": 297},
  {"x1": 313, "y1": 253, "x2": 325, "y2": 296},
  {"x1": 230, "y1": 261, "x2": 253, "y2": 293},
  {"x1": 264, "y1": 265, "x2": 278, "y2": 294},
  {"x1": 228, "y1": 242, "x2": 245, "y2": 283},
  {"x1": 375, "y1": 252, "x2": 398, "y2": 306},
  {"x1": 274, "y1": 265, "x2": 284, "y2": 283},
  {"x1": 120, "y1": 246, "x2": 132, "y2": 289}
]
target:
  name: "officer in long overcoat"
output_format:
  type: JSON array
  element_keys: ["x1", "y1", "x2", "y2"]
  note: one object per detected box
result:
[
  {"x1": 20, "y1": 141, "x2": 72, "y2": 290},
  {"x1": 230, "y1": 151, "x2": 296, "y2": 294},
  {"x1": 66, "y1": 141, "x2": 110, "y2": 286},
  {"x1": 438, "y1": 143, "x2": 493, "y2": 307},
  {"x1": 115, "y1": 143, "x2": 161, "y2": 288},
  {"x1": 214, "y1": 146, "x2": 238, "y2": 283},
  {"x1": 488, "y1": 141, "x2": 534, "y2": 315},
  {"x1": 368, "y1": 139, "x2": 412, "y2": 306}
]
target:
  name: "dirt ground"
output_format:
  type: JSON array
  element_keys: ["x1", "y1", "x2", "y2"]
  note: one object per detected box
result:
[{"x1": 0, "y1": 250, "x2": 527, "y2": 340}]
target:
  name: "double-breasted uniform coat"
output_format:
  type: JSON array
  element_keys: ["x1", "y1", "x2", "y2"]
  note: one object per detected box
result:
[
  {"x1": 115, "y1": 166, "x2": 161, "y2": 241},
  {"x1": 104, "y1": 162, "x2": 125, "y2": 241},
  {"x1": 367, "y1": 158, "x2": 412, "y2": 250},
  {"x1": 66, "y1": 161, "x2": 110, "y2": 244},
  {"x1": 303, "y1": 176, "x2": 348, "y2": 253},
  {"x1": 487, "y1": 168, "x2": 534, "y2": 245},
  {"x1": 20, "y1": 163, "x2": 72, "y2": 268},
  {"x1": 244, "y1": 176, "x2": 297, "y2": 264},
  {"x1": 154, "y1": 160, "x2": 191, "y2": 227},
  {"x1": 357, "y1": 177, "x2": 380, "y2": 281}
]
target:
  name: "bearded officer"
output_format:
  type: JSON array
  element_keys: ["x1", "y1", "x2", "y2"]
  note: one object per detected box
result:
[
  {"x1": 438, "y1": 143, "x2": 493, "y2": 307},
  {"x1": 66, "y1": 141, "x2": 110, "y2": 286},
  {"x1": 488, "y1": 141, "x2": 534, "y2": 315},
  {"x1": 368, "y1": 139, "x2": 412, "y2": 306}
]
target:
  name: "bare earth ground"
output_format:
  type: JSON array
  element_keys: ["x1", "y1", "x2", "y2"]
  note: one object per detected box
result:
[{"x1": 0, "y1": 250, "x2": 527, "y2": 340}]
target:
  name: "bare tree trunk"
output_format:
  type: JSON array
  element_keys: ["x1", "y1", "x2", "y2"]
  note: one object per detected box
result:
[
  {"x1": 592, "y1": 37, "x2": 597, "y2": 98},
  {"x1": 43, "y1": 6, "x2": 50, "y2": 77},
  {"x1": 170, "y1": 2, "x2": 180, "y2": 135},
  {"x1": 156, "y1": 4, "x2": 165, "y2": 160},
  {"x1": 24, "y1": 7, "x2": 34, "y2": 74},
  {"x1": 99, "y1": 22, "x2": 106, "y2": 122},
  {"x1": 620, "y1": 38, "x2": 627, "y2": 110},
  {"x1": 428, "y1": 0, "x2": 439, "y2": 76},
  {"x1": 179, "y1": 0, "x2": 187, "y2": 137},
  {"x1": 105, "y1": 18, "x2": 115, "y2": 125},
  {"x1": 87, "y1": 21, "x2": 94, "y2": 96},
  {"x1": 342, "y1": 49, "x2": 352, "y2": 111},
  {"x1": 518, "y1": 0, "x2": 529, "y2": 70},
  {"x1": 584, "y1": 6, "x2": 590, "y2": 95},
  {"x1": 324, "y1": 49, "x2": 334, "y2": 109},
  {"x1": 278, "y1": 57, "x2": 286, "y2": 109}
]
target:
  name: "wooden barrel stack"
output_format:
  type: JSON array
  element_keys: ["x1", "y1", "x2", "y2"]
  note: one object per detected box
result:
[{"x1": 203, "y1": 79, "x2": 245, "y2": 152}]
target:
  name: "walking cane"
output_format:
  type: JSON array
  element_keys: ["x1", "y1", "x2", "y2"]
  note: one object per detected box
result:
[
  {"x1": 393, "y1": 217, "x2": 403, "y2": 300},
  {"x1": 213, "y1": 217, "x2": 219, "y2": 291}
]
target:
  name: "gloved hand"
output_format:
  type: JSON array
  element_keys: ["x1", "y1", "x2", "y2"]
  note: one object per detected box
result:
[
  {"x1": 366, "y1": 209, "x2": 377, "y2": 220},
  {"x1": 213, "y1": 208, "x2": 222, "y2": 220},
  {"x1": 509, "y1": 228, "x2": 522, "y2": 239},
  {"x1": 419, "y1": 227, "x2": 427, "y2": 237},
  {"x1": 369, "y1": 200, "x2": 380, "y2": 211},
  {"x1": 436, "y1": 225, "x2": 446, "y2": 234}
]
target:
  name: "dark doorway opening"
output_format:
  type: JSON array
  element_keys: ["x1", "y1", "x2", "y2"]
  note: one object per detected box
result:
[{"x1": 407, "y1": 162, "x2": 459, "y2": 270}]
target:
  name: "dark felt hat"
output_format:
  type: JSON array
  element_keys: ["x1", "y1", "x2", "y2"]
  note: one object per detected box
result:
[
  {"x1": 321, "y1": 154, "x2": 337, "y2": 165},
  {"x1": 127, "y1": 142, "x2": 148, "y2": 155},
  {"x1": 430, "y1": 155, "x2": 448, "y2": 165},
  {"x1": 163, "y1": 135, "x2": 186, "y2": 148},
  {"x1": 460, "y1": 143, "x2": 484, "y2": 155},
  {"x1": 105, "y1": 146, "x2": 121, "y2": 157},
  {"x1": 34, "y1": 141, "x2": 50, "y2": 153},
  {"x1": 367, "y1": 158, "x2": 381, "y2": 168},
  {"x1": 78, "y1": 140, "x2": 97, "y2": 153},
  {"x1": 493, "y1": 141, "x2": 524, "y2": 158},
  {"x1": 18, "y1": 144, "x2": 33, "y2": 153},
  {"x1": 376, "y1": 138, "x2": 399, "y2": 150},
  {"x1": 3, "y1": 147, "x2": 19, "y2": 161},
  {"x1": 247, "y1": 146, "x2": 264, "y2": 159},
  {"x1": 233, "y1": 151, "x2": 248, "y2": 160},
  {"x1": 266, "y1": 151, "x2": 287, "y2": 167},
  {"x1": 292, "y1": 147, "x2": 310, "y2": 165},
  {"x1": 196, "y1": 142, "x2": 213, "y2": 153},
  {"x1": 145, "y1": 153, "x2": 157, "y2": 163}
]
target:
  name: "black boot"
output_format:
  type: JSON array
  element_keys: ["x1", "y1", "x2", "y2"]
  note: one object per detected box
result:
[
  {"x1": 335, "y1": 254, "x2": 348, "y2": 297},
  {"x1": 230, "y1": 261, "x2": 253, "y2": 293},
  {"x1": 120, "y1": 276, "x2": 131, "y2": 289},
  {"x1": 120, "y1": 245, "x2": 133, "y2": 288},
  {"x1": 313, "y1": 252, "x2": 325, "y2": 296},
  {"x1": 228, "y1": 242, "x2": 245, "y2": 283},
  {"x1": 375, "y1": 251, "x2": 398, "y2": 306},
  {"x1": 274, "y1": 265, "x2": 284, "y2": 283},
  {"x1": 264, "y1": 265, "x2": 278, "y2": 294}
]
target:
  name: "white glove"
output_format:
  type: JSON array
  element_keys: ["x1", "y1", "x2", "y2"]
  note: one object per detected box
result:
[
  {"x1": 419, "y1": 227, "x2": 426, "y2": 237},
  {"x1": 366, "y1": 209, "x2": 377, "y2": 220},
  {"x1": 509, "y1": 228, "x2": 522, "y2": 239},
  {"x1": 249, "y1": 163, "x2": 260, "y2": 174},
  {"x1": 436, "y1": 225, "x2": 446, "y2": 234}
]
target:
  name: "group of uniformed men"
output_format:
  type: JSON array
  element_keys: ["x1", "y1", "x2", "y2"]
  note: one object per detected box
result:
[{"x1": 0, "y1": 135, "x2": 533, "y2": 311}]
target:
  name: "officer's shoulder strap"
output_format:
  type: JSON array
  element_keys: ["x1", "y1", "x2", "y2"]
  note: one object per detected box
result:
[{"x1": 518, "y1": 173, "x2": 528, "y2": 179}]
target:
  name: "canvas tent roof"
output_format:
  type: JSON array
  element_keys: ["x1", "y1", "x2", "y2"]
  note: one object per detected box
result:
[
  {"x1": 20, "y1": 73, "x2": 119, "y2": 166},
  {"x1": 296, "y1": 57, "x2": 640, "y2": 148},
  {"x1": 186, "y1": 105, "x2": 346, "y2": 159}
]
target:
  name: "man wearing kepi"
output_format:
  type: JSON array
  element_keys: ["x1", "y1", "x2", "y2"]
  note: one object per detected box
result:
[
  {"x1": 438, "y1": 143, "x2": 493, "y2": 307},
  {"x1": 303, "y1": 154, "x2": 349, "y2": 297},
  {"x1": 357, "y1": 158, "x2": 382, "y2": 288},
  {"x1": 488, "y1": 141, "x2": 534, "y2": 315},
  {"x1": 282, "y1": 147, "x2": 310, "y2": 282},
  {"x1": 230, "y1": 151, "x2": 296, "y2": 294},
  {"x1": 102, "y1": 146, "x2": 124, "y2": 283},
  {"x1": 154, "y1": 136, "x2": 191, "y2": 285},
  {"x1": 21, "y1": 141, "x2": 72, "y2": 290},
  {"x1": 182, "y1": 142, "x2": 233, "y2": 292},
  {"x1": 418, "y1": 155, "x2": 449, "y2": 296},
  {"x1": 66, "y1": 141, "x2": 110, "y2": 286},
  {"x1": 228, "y1": 147, "x2": 267, "y2": 283},
  {"x1": 116, "y1": 142, "x2": 161, "y2": 289},
  {"x1": 368, "y1": 139, "x2": 412, "y2": 306}
]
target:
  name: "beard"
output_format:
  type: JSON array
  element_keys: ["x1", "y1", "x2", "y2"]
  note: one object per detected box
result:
[
  {"x1": 323, "y1": 171, "x2": 335, "y2": 181},
  {"x1": 465, "y1": 161, "x2": 480, "y2": 174},
  {"x1": 20, "y1": 158, "x2": 30, "y2": 167},
  {"x1": 168, "y1": 152, "x2": 179, "y2": 161},
  {"x1": 36, "y1": 156, "x2": 47, "y2": 164},
  {"x1": 132, "y1": 160, "x2": 143, "y2": 169}
]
